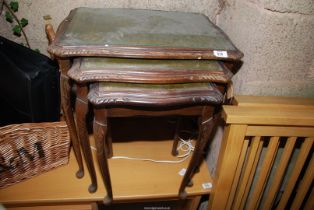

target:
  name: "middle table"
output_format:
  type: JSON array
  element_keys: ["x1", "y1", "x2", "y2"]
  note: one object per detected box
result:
[{"x1": 68, "y1": 57, "x2": 229, "y2": 203}]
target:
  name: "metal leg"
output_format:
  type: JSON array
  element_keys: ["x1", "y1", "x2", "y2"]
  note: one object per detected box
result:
[
  {"x1": 75, "y1": 84, "x2": 97, "y2": 193},
  {"x1": 93, "y1": 108, "x2": 113, "y2": 204}
]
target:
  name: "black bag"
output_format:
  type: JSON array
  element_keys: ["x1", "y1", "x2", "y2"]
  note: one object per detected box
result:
[{"x1": 0, "y1": 36, "x2": 60, "y2": 126}]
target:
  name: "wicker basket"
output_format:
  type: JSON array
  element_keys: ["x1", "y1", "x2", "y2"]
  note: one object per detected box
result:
[{"x1": 0, "y1": 121, "x2": 70, "y2": 188}]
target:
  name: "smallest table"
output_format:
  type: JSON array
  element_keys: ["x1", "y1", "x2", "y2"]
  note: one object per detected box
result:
[{"x1": 88, "y1": 82, "x2": 223, "y2": 203}]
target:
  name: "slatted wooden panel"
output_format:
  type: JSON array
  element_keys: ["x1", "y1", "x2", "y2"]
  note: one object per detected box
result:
[
  {"x1": 210, "y1": 128, "x2": 314, "y2": 210},
  {"x1": 209, "y1": 96, "x2": 314, "y2": 210},
  {"x1": 241, "y1": 135, "x2": 313, "y2": 210},
  {"x1": 234, "y1": 136, "x2": 264, "y2": 210}
]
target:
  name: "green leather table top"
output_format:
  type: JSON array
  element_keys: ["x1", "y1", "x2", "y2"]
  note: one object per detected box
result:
[
  {"x1": 97, "y1": 82, "x2": 214, "y2": 90},
  {"x1": 80, "y1": 57, "x2": 223, "y2": 71},
  {"x1": 88, "y1": 82, "x2": 223, "y2": 106},
  {"x1": 67, "y1": 57, "x2": 233, "y2": 83}
]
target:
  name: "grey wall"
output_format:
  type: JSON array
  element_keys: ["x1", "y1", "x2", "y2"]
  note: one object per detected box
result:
[{"x1": 217, "y1": 0, "x2": 314, "y2": 97}]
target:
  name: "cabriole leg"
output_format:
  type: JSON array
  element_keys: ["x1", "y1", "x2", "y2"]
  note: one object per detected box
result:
[
  {"x1": 106, "y1": 122, "x2": 113, "y2": 158},
  {"x1": 93, "y1": 108, "x2": 113, "y2": 204},
  {"x1": 60, "y1": 72, "x2": 84, "y2": 178},
  {"x1": 179, "y1": 106, "x2": 218, "y2": 199},
  {"x1": 172, "y1": 117, "x2": 182, "y2": 156},
  {"x1": 75, "y1": 84, "x2": 97, "y2": 193}
]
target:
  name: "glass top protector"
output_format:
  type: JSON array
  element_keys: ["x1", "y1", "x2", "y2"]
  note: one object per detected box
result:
[{"x1": 58, "y1": 8, "x2": 236, "y2": 50}]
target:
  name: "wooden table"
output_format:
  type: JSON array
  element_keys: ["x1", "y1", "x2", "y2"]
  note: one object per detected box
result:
[
  {"x1": 44, "y1": 7, "x2": 243, "y2": 204},
  {"x1": 46, "y1": 9, "x2": 243, "y2": 189}
]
